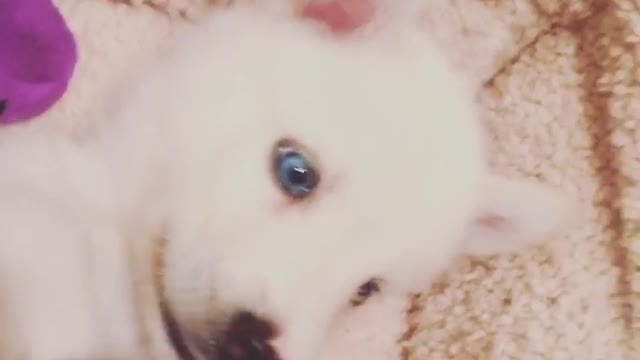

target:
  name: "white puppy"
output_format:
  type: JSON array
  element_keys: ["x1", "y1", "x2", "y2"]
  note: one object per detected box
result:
[{"x1": 0, "y1": 2, "x2": 576, "y2": 360}]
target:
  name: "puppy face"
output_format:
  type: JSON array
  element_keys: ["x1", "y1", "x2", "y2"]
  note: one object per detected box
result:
[{"x1": 118, "y1": 4, "x2": 576, "y2": 360}]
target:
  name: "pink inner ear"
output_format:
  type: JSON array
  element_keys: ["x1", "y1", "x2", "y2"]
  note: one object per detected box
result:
[
  {"x1": 476, "y1": 213, "x2": 511, "y2": 231},
  {"x1": 301, "y1": 0, "x2": 375, "y2": 34}
]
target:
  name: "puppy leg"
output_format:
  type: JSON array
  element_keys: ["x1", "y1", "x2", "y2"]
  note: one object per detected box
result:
[{"x1": 0, "y1": 186, "x2": 139, "y2": 360}]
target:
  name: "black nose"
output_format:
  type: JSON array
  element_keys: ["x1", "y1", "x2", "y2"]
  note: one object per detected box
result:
[{"x1": 217, "y1": 311, "x2": 279, "y2": 360}]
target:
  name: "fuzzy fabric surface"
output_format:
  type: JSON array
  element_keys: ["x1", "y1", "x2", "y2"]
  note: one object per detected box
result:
[{"x1": 31, "y1": 0, "x2": 640, "y2": 359}]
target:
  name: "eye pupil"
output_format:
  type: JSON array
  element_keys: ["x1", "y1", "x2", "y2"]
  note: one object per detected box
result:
[
  {"x1": 272, "y1": 140, "x2": 319, "y2": 200},
  {"x1": 287, "y1": 166, "x2": 309, "y2": 185}
]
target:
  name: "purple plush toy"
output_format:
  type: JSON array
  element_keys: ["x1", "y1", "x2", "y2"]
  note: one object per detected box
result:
[{"x1": 0, "y1": 0, "x2": 77, "y2": 124}]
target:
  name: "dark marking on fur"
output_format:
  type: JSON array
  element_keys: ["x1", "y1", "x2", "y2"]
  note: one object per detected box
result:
[
  {"x1": 0, "y1": 100, "x2": 6, "y2": 116},
  {"x1": 159, "y1": 301, "x2": 196, "y2": 360},
  {"x1": 350, "y1": 278, "x2": 381, "y2": 307},
  {"x1": 152, "y1": 235, "x2": 196, "y2": 360}
]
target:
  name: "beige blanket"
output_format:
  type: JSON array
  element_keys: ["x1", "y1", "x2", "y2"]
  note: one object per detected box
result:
[{"x1": 44, "y1": 0, "x2": 639, "y2": 359}]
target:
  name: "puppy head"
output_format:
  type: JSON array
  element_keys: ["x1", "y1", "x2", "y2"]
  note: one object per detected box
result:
[{"x1": 120, "y1": 3, "x2": 576, "y2": 360}]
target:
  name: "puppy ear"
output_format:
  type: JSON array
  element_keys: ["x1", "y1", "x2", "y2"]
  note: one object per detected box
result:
[{"x1": 461, "y1": 174, "x2": 578, "y2": 256}]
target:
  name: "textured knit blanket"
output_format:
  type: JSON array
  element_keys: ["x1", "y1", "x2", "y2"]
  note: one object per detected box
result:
[{"x1": 36, "y1": 0, "x2": 640, "y2": 359}]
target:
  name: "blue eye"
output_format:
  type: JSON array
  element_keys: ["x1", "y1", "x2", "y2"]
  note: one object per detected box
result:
[{"x1": 272, "y1": 140, "x2": 319, "y2": 200}]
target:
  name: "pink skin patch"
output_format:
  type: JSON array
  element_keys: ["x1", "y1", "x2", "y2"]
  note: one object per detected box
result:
[{"x1": 301, "y1": 0, "x2": 375, "y2": 34}]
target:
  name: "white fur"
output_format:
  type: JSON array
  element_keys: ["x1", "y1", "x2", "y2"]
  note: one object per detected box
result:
[{"x1": 0, "y1": 3, "x2": 577, "y2": 360}]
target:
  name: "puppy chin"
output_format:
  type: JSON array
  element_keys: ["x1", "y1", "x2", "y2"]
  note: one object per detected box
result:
[
  {"x1": 157, "y1": 294, "x2": 230, "y2": 360},
  {"x1": 270, "y1": 337, "x2": 313, "y2": 360},
  {"x1": 151, "y1": 242, "x2": 234, "y2": 360}
]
